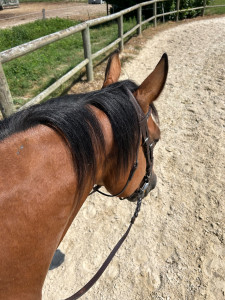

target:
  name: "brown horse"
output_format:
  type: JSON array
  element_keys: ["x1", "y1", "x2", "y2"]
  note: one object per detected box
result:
[{"x1": 0, "y1": 51, "x2": 168, "y2": 300}]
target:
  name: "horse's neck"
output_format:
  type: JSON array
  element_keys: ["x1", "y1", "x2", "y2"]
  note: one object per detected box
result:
[
  {"x1": 0, "y1": 124, "x2": 77, "y2": 197},
  {"x1": 89, "y1": 105, "x2": 114, "y2": 185},
  {"x1": 0, "y1": 124, "x2": 99, "y2": 233},
  {"x1": 0, "y1": 124, "x2": 96, "y2": 298},
  {"x1": 0, "y1": 112, "x2": 113, "y2": 219}
]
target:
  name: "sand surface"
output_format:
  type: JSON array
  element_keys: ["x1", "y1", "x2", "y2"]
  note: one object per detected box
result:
[{"x1": 43, "y1": 17, "x2": 225, "y2": 300}]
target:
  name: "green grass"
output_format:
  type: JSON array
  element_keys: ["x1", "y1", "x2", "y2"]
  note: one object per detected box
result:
[
  {"x1": 0, "y1": 17, "x2": 137, "y2": 104},
  {"x1": 90, "y1": 18, "x2": 136, "y2": 53},
  {"x1": 205, "y1": 0, "x2": 225, "y2": 15},
  {"x1": 0, "y1": 18, "x2": 83, "y2": 100},
  {"x1": 0, "y1": 18, "x2": 80, "y2": 49}
]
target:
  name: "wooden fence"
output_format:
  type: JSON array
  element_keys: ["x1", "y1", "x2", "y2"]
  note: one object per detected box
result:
[{"x1": 0, "y1": 0, "x2": 224, "y2": 117}]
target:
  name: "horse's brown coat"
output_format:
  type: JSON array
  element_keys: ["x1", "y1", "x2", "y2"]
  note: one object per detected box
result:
[{"x1": 0, "y1": 52, "x2": 168, "y2": 299}]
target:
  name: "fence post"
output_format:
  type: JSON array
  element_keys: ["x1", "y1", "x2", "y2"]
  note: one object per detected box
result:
[
  {"x1": 0, "y1": 61, "x2": 15, "y2": 118},
  {"x1": 176, "y1": 0, "x2": 180, "y2": 22},
  {"x1": 137, "y1": 6, "x2": 142, "y2": 35},
  {"x1": 118, "y1": 15, "x2": 124, "y2": 51},
  {"x1": 82, "y1": 26, "x2": 93, "y2": 82},
  {"x1": 202, "y1": 0, "x2": 206, "y2": 16},
  {"x1": 162, "y1": 3, "x2": 165, "y2": 23},
  {"x1": 153, "y1": 1, "x2": 157, "y2": 27},
  {"x1": 42, "y1": 8, "x2": 46, "y2": 20}
]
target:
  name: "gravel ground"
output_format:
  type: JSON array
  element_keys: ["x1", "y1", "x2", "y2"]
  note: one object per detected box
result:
[{"x1": 43, "y1": 17, "x2": 225, "y2": 300}]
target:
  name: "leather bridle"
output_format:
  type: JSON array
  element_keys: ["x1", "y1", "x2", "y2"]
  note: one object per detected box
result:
[
  {"x1": 64, "y1": 91, "x2": 156, "y2": 300},
  {"x1": 91, "y1": 90, "x2": 155, "y2": 202}
]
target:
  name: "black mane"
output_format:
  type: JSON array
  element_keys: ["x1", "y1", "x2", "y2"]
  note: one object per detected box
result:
[{"x1": 0, "y1": 80, "x2": 148, "y2": 192}]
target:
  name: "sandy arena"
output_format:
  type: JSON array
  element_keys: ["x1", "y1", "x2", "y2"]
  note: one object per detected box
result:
[{"x1": 40, "y1": 17, "x2": 225, "y2": 300}]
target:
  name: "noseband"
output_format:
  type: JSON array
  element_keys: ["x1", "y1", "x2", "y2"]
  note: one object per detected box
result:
[{"x1": 91, "y1": 90, "x2": 155, "y2": 202}]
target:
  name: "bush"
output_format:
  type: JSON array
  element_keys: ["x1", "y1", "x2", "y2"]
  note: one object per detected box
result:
[
  {"x1": 106, "y1": 0, "x2": 211, "y2": 20},
  {"x1": 163, "y1": 0, "x2": 210, "y2": 20},
  {"x1": 107, "y1": 0, "x2": 152, "y2": 19}
]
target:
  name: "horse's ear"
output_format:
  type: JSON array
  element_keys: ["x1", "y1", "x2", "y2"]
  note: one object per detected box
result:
[
  {"x1": 102, "y1": 50, "x2": 121, "y2": 88},
  {"x1": 134, "y1": 53, "x2": 168, "y2": 113}
]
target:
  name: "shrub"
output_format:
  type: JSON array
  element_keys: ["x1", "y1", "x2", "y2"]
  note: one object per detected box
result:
[{"x1": 106, "y1": 0, "x2": 211, "y2": 20}]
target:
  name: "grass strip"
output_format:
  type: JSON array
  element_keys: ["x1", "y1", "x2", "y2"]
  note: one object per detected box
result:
[{"x1": 0, "y1": 17, "x2": 137, "y2": 105}]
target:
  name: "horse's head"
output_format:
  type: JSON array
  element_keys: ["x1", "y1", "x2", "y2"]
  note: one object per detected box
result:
[{"x1": 96, "y1": 51, "x2": 168, "y2": 201}]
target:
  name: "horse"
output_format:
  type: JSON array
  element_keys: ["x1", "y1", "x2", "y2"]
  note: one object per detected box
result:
[{"x1": 0, "y1": 51, "x2": 168, "y2": 300}]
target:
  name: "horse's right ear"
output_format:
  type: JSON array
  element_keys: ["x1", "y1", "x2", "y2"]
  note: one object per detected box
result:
[
  {"x1": 102, "y1": 50, "x2": 121, "y2": 88},
  {"x1": 134, "y1": 53, "x2": 168, "y2": 114}
]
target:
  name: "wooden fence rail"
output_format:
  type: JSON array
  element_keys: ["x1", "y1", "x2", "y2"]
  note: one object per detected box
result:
[{"x1": 0, "y1": 0, "x2": 224, "y2": 117}]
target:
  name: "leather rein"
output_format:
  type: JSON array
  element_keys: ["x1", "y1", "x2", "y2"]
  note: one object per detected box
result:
[{"x1": 64, "y1": 91, "x2": 155, "y2": 300}]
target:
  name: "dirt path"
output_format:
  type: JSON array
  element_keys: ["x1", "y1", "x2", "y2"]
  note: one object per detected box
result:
[
  {"x1": 0, "y1": 2, "x2": 107, "y2": 28},
  {"x1": 42, "y1": 16, "x2": 224, "y2": 300}
]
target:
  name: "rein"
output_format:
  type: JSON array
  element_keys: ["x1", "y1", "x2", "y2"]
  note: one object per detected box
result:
[
  {"x1": 64, "y1": 91, "x2": 154, "y2": 300},
  {"x1": 64, "y1": 197, "x2": 143, "y2": 300}
]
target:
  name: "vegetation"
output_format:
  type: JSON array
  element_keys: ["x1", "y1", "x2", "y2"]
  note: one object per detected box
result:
[
  {"x1": 20, "y1": 0, "x2": 88, "y2": 3},
  {"x1": 1, "y1": 0, "x2": 224, "y2": 106},
  {"x1": 0, "y1": 17, "x2": 136, "y2": 104},
  {"x1": 0, "y1": 18, "x2": 80, "y2": 102},
  {"x1": 205, "y1": 0, "x2": 225, "y2": 14},
  {"x1": 106, "y1": 0, "x2": 215, "y2": 20},
  {"x1": 163, "y1": 0, "x2": 211, "y2": 20}
]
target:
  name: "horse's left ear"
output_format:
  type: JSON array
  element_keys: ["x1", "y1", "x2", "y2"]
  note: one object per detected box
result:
[
  {"x1": 134, "y1": 53, "x2": 168, "y2": 113},
  {"x1": 102, "y1": 50, "x2": 121, "y2": 88}
]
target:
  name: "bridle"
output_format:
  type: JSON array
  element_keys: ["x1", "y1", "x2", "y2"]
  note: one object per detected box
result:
[
  {"x1": 64, "y1": 90, "x2": 156, "y2": 300},
  {"x1": 91, "y1": 90, "x2": 155, "y2": 202}
]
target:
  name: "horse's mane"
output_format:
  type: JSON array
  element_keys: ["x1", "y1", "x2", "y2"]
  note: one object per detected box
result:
[{"x1": 0, "y1": 80, "x2": 158, "y2": 192}]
